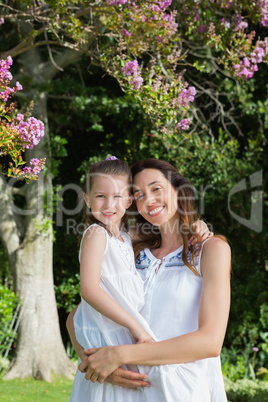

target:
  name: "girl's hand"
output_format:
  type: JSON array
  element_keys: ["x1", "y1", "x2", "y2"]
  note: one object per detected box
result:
[
  {"x1": 190, "y1": 219, "x2": 213, "y2": 245},
  {"x1": 78, "y1": 346, "x2": 121, "y2": 383},
  {"x1": 129, "y1": 325, "x2": 154, "y2": 344}
]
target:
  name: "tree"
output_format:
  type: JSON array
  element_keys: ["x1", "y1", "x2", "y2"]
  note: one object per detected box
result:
[{"x1": 0, "y1": 0, "x2": 267, "y2": 381}]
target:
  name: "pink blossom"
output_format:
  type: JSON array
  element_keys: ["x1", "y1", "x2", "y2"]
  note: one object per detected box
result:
[
  {"x1": 122, "y1": 28, "x2": 131, "y2": 36},
  {"x1": 131, "y1": 75, "x2": 143, "y2": 89},
  {"x1": 179, "y1": 86, "x2": 197, "y2": 107},
  {"x1": 16, "y1": 114, "x2": 24, "y2": 122},
  {"x1": 121, "y1": 60, "x2": 138, "y2": 76},
  {"x1": 176, "y1": 118, "x2": 191, "y2": 131},
  {"x1": 106, "y1": 0, "x2": 128, "y2": 5},
  {"x1": 234, "y1": 16, "x2": 248, "y2": 31},
  {"x1": 256, "y1": 0, "x2": 268, "y2": 26},
  {"x1": 16, "y1": 81, "x2": 23, "y2": 91},
  {"x1": 0, "y1": 17, "x2": 4, "y2": 26},
  {"x1": 16, "y1": 117, "x2": 45, "y2": 149}
]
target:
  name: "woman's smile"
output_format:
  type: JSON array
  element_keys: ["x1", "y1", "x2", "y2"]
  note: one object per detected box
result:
[{"x1": 147, "y1": 205, "x2": 165, "y2": 216}]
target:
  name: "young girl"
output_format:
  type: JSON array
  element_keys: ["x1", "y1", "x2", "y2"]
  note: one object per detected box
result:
[{"x1": 69, "y1": 158, "x2": 211, "y2": 402}]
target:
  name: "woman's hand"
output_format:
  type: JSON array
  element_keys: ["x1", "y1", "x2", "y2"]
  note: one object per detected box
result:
[
  {"x1": 105, "y1": 367, "x2": 151, "y2": 389},
  {"x1": 78, "y1": 346, "x2": 122, "y2": 383},
  {"x1": 190, "y1": 219, "x2": 213, "y2": 245}
]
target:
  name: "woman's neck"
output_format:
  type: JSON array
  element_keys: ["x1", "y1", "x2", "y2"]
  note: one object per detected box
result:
[{"x1": 157, "y1": 222, "x2": 184, "y2": 254}]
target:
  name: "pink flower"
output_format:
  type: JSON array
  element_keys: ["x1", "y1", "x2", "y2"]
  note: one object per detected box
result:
[
  {"x1": 16, "y1": 81, "x2": 23, "y2": 91},
  {"x1": 122, "y1": 28, "x2": 131, "y2": 36},
  {"x1": 176, "y1": 118, "x2": 191, "y2": 131},
  {"x1": 131, "y1": 75, "x2": 143, "y2": 89}
]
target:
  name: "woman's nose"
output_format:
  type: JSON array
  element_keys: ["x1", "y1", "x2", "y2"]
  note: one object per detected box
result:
[{"x1": 144, "y1": 193, "x2": 156, "y2": 207}]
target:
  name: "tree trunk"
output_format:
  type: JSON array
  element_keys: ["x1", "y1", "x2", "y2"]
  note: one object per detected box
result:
[{"x1": 0, "y1": 43, "x2": 81, "y2": 380}]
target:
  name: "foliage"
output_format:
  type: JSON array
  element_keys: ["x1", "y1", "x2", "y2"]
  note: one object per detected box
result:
[
  {"x1": 0, "y1": 285, "x2": 20, "y2": 359},
  {"x1": 224, "y1": 377, "x2": 268, "y2": 402},
  {"x1": 55, "y1": 274, "x2": 80, "y2": 313}
]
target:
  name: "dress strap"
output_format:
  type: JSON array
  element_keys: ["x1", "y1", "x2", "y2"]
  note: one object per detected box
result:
[{"x1": 196, "y1": 238, "x2": 213, "y2": 276}]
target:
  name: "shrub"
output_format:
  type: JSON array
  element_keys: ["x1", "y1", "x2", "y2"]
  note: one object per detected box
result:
[
  {"x1": 225, "y1": 378, "x2": 268, "y2": 402},
  {"x1": 0, "y1": 285, "x2": 20, "y2": 363}
]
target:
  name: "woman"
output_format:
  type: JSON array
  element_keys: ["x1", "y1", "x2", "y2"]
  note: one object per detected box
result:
[{"x1": 67, "y1": 158, "x2": 231, "y2": 401}]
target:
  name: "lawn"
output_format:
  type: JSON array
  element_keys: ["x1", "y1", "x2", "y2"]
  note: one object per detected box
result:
[{"x1": 0, "y1": 375, "x2": 74, "y2": 401}]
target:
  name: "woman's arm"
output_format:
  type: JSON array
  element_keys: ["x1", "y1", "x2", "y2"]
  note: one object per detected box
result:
[
  {"x1": 80, "y1": 225, "x2": 152, "y2": 343},
  {"x1": 66, "y1": 305, "x2": 86, "y2": 361},
  {"x1": 79, "y1": 237, "x2": 231, "y2": 382}
]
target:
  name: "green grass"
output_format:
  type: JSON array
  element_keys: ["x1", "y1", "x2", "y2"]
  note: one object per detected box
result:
[{"x1": 0, "y1": 375, "x2": 74, "y2": 401}]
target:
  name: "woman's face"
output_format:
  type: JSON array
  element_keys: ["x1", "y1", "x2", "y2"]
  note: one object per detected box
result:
[{"x1": 133, "y1": 168, "x2": 179, "y2": 228}]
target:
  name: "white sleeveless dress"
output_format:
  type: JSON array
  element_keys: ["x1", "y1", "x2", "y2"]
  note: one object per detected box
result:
[
  {"x1": 136, "y1": 242, "x2": 227, "y2": 402},
  {"x1": 70, "y1": 224, "x2": 211, "y2": 402}
]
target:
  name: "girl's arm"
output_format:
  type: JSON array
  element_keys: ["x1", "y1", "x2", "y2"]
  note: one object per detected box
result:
[
  {"x1": 79, "y1": 237, "x2": 231, "y2": 382},
  {"x1": 80, "y1": 225, "x2": 152, "y2": 343}
]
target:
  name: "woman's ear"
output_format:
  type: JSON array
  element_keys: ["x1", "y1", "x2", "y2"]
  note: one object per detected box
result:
[{"x1": 83, "y1": 193, "x2": 90, "y2": 208}]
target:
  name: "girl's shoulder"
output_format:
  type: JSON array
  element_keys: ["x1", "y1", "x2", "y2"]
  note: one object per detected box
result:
[
  {"x1": 79, "y1": 224, "x2": 107, "y2": 262},
  {"x1": 80, "y1": 224, "x2": 107, "y2": 247}
]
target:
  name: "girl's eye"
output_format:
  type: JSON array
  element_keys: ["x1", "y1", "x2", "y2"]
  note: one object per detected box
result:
[
  {"x1": 96, "y1": 194, "x2": 105, "y2": 198},
  {"x1": 153, "y1": 186, "x2": 161, "y2": 192},
  {"x1": 114, "y1": 195, "x2": 122, "y2": 198}
]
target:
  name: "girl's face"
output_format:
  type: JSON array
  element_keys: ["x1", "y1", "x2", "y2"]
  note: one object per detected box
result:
[
  {"x1": 133, "y1": 168, "x2": 179, "y2": 228},
  {"x1": 84, "y1": 174, "x2": 132, "y2": 231}
]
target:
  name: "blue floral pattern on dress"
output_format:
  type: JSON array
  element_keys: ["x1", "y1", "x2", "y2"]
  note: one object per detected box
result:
[
  {"x1": 135, "y1": 250, "x2": 151, "y2": 270},
  {"x1": 136, "y1": 248, "x2": 198, "y2": 270}
]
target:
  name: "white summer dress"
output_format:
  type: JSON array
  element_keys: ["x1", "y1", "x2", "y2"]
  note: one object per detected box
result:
[
  {"x1": 136, "y1": 243, "x2": 227, "y2": 402},
  {"x1": 70, "y1": 224, "x2": 211, "y2": 402}
]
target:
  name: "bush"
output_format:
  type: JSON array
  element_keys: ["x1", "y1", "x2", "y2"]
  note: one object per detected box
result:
[
  {"x1": 225, "y1": 378, "x2": 268, "y2": 402},
  {"x1": 0, "y1": 285, "x2": 20, "y2": 362}
]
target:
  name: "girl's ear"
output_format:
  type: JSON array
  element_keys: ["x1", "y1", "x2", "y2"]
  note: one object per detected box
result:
[
  {"x1": 126, "y1": 195, "x2": 133, "y2": 209},
  {"x1": 83, "y1": 193, "x2": 90, "y2": 208}
]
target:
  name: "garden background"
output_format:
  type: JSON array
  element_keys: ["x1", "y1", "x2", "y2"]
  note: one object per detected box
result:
[{"x1": 0, "y1": 1, "x2": 267, "y2": 401}]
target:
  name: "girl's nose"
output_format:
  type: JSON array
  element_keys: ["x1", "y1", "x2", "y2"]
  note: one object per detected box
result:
[{"x1": 105, "y1": 196, "x2": 115, "y2": 208}]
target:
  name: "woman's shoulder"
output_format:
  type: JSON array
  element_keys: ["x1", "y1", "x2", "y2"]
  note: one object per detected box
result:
[
  {"x1": 202, "y1": 236, "x2": 230, "y2": 255},
  {"x1": 201, "y1": 236, "x2": 231, "y2": 276}
]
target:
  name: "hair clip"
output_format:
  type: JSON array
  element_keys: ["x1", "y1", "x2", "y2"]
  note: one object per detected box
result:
[{"x1": 105, "y1": 156, "x2": 118, "y2": 161}]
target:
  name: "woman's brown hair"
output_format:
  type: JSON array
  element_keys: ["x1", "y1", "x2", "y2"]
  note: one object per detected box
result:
[
  {"x1": 80, "y1": 159, "x2": 132, "y2": 236},
  {"x1": 131, "y1": 158, "x2": 201, "y2": 276}
]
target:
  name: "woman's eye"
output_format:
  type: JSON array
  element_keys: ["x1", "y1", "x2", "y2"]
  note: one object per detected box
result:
[
  {"x1": 135, "y1": 194, "x2": 144, "y2": 201},
  {"x1": 114, "y1": 195, "x2": 122, "y2": 199},
  {"x1": 153, "y1": 186, "x2": 161, "y2": 192},
  {"x1": 96, "y1": 194, "x2": 104, "y2": 198}
]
